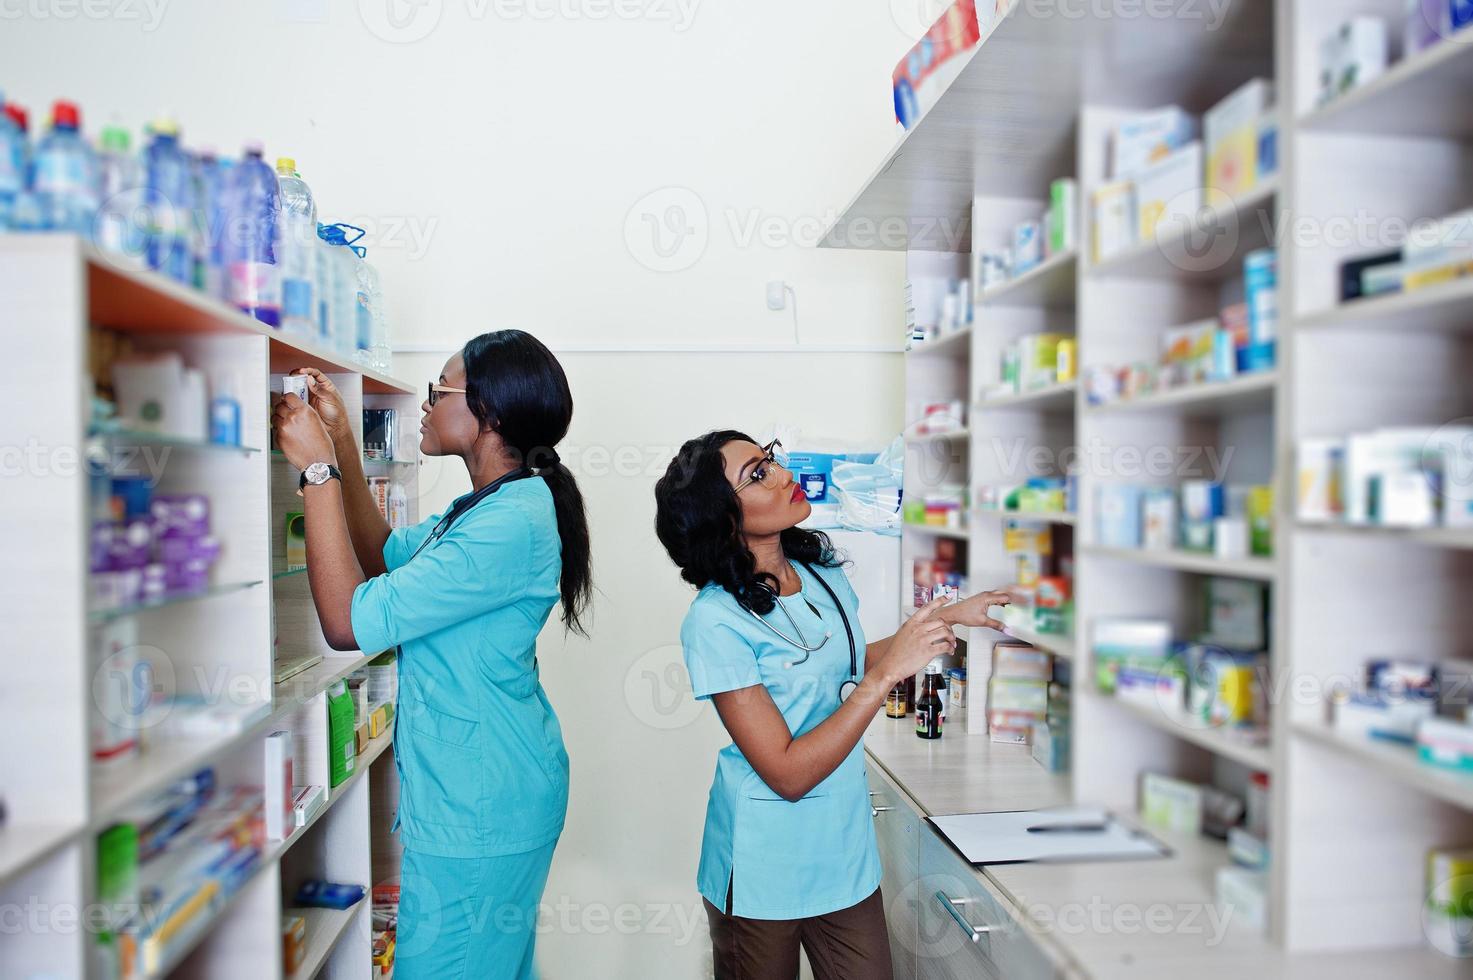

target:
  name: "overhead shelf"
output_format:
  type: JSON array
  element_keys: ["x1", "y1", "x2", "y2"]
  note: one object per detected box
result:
[
  {"x1": 974, "y1": 509, "x2": 1076, "y2": 527},
  {"x1": 1088, "y1": 180, "x2": 1278, "y2": 282},
  {"x1": 1298, "y1": 36, "x2": 1473, "y2": 140},
  {"x1": 903, "y1": 523, "x2": 971, "y2": 542},
  {"x1": 26, "y1": 236, "x2": 418, "y2": 395},
  {"x1": 1090, "y1": 689, "x2": 1273, "y2": 773},
  {"x1": 976, "y1": 380, "x2": 1076, "y2": 413},
  {"x1": 907, "y1": 325, "x2": 972, "y2": 359},
  {"x1": 1295, "y1": 279, "x2": 1473, "y2": 335},
  {"x1": 1087, "y1": 371, "x2": 1277, "y2": 418},
  {"x1": 998, "y1": 617, "x2": 1075, "y2": 660},
  {"x1": 1295, "y1": 721, "x2": 1473, "y2": 812},
  {"x1": 287, "y1": 905, "x2": 365, "y2": 980},
  {"x1": 1084, "y1": 546, "x2": 1277, "y2": 581},
  {"x1": 820, "y1": 0, "x2": 1274, "y2": 251},
  {"x1": 905, "y1": 428, "x2": 970, "y2": 445},
  {"x1": 0, "y1": 823, "x2": 84, "y2": 891},
  {"x1": 977, "y1": 250, "x2": 1077, "y2": 309},
  {"x1": 1297, "y1": 520, "x2": 1473, "y2": 551}
]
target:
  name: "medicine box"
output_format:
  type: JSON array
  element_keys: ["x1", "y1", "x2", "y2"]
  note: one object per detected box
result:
[
  {"x1": 1203, "y1": 577, "x2": 1267, "y2": 650},
  {"x1": 1297, "y1": 438, "x2": 1345, "y2": 521},
  {"x1": 1161, "y1": 319, "x2": 1217, "y2": 387},
  {"x1": 1318, "y1": 18, "x2": 1388, "y2": 106},
  {"x1": 1048, "y1": 178, "x2": 1078, "y2": 256},
  {"x1": 1013, "y1": 220, "x2": 1044, "y2": 276},
  {"x1": 1096, "y1": 484, "x2": 1143, "y2": 549},
  {"x1": 994, "y1": 642, "x2": 1053, "y2": 681},
  {"x1": 1204, "y1": 79, "x2": 1273, "y2": 197},
  {"x1": 1110, "y1": 105, "x2": 1197, "y2": 180},
  {"x1": 1003, "y1": 519, "x2": 1052, "y2": 555},
  {"x1": 1135, "y1": 142, "x2": 1203, "y2": 243},
  {"x1": 1140, "y1": 772, "x2": 1203, "y2": 835},
  {"x1": 1216, "y1": 866, "x2": 1269, "y2": 934},
  {"x1": 1092, "y1": 181, "x2": 1137, "y2": 263},
  {"x1": 285, "y1": 512, "x2": 307, "y2": 571},
  {"x1": 1142, "y1": 488, "x2": 1177, "y2": 551},
  {"x1": 1093, "y1": 618, "x2": 1171, "y2": 694}
]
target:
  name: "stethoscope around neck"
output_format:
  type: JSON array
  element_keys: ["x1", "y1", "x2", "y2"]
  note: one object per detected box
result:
[{"x1": 747, "y1": 562, "x2": 860, "y2": 703}]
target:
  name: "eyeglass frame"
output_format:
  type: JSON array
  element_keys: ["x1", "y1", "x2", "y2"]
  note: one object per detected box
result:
[
  {"x1": 732, "y1": 439, "x2": 785, "y2": 495},
  {"x1": 428, "y1": 382, "x2": 467, "y2": 407}
]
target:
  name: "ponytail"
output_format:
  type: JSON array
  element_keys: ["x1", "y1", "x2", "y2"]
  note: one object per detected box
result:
[{"x1": 462, "y1": 330, "x2": 593, "y2": 635}]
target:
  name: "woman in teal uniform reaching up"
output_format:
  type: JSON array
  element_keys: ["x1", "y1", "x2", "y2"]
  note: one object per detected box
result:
[
  {"x1": 271, "y1": 329, "x2": 592, "y2": 980},
  {"x1": 654, "y1": 431, "x2": 1015, "y2": 980}
]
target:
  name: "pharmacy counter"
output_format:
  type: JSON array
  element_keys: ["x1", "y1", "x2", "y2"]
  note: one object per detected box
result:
[{"x1": 862, "y1": 716, "x2": 1469, "y2": 980}]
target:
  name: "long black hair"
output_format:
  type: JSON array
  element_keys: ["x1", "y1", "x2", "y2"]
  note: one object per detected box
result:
[
  {"x1": 654, "y1": 429, "x2": 840, "y2": 616},
  {"x1": 461, "y1": 330, "x2": 592, "y2": 635}
]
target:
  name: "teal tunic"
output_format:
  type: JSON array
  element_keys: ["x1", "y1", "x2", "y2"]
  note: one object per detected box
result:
[
  {"x1": 350, "y1": 477, "x2": 568, "y2": 859},
  {"x1": 681, "y1": 562, "x2": 882, "y2": 920}
]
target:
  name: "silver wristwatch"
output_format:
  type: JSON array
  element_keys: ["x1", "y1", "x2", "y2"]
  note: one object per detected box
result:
[{"x1": 299, "y1": 461, "x2": 343, "y2": 490}]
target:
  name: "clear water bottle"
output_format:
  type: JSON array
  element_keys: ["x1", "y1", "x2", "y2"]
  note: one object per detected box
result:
[
  {"x1": 188, "y1": 150, "x2": 219, "y2": 292},
  {"x1": 314, "y1": 231, "x2": 334, "y2": 346},
  {"x1": 3, "y1": 104, "x2": 42, "y2": 232},
  {"x1": 95, "y1": 125, "x2": 145, "y2": 263},
  {"x1": 0, "y1": 89, "x2": 24, "y2": 231},
  {"x1": 368, "y1": 259, "x2": 390, "y2": 371},
  {"x1": 143, "y1": 117, "x2": 193, "y2": 283},
  {"x1": 318, "y1": 223, "x2": 363, "y2": 357},
  {"x1": 200, "y1": 154, "x2": 233, "y2": 299},
  {"x1": 354, "y1": 256, "x2": 379, "y2": 368},
  {"x1": 275, "y1": 157, "x2": 318, "y2": 340},
  {"x1": 33, "y1": 100, "x2": 98, "y2": 234},
  {"x1": 221, "y1": 141, "x2": 281, "y2": 326}
]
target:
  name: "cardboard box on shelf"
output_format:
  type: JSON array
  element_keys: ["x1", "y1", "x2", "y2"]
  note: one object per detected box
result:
[
  {"x1": 1136, "y1": 142, "x2": 1203, "y2": 242},
  {"x1": 1204, "y1": 79, "x2": 1273, "y2": 197}
]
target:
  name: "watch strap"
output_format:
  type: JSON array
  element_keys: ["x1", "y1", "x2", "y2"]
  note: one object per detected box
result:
[{"x1": 299, "y1": 464, "x2": 343, "y2": 490}]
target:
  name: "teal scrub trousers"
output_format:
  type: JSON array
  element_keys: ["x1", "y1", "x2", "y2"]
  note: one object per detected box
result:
[{"x1": 394, "y1": 840, "x2": 558, "y2": 980}]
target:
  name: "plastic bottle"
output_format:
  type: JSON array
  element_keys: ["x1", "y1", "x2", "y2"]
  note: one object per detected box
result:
[
  {"x1": 3, "y1": 105, "x2": 42, "y2": 232},
  {"x1": 388, "y1": 483, "x2": 408, "y2": 529},
  {"x1": 0, "y1": 90, "x2": 24, "y2": 230},
  {"x1": 143, "y1": 117, "x2": 193, "y2": 283},
  {"x1": 189, "y1": 149, "x2": 222, "y2": 293},
  {"x1": 209, "y1": 371, "x2": 241, "y2": 446},
  {"x1": 313, "y1": 230, "x2": 334, "y2": 346},
  {"x1": 275, "y1": 158, "x2": 319, "y2": 340},
  {"x1": 318, "y1": 223, "x2": 362, "y2": 357},
  {"x1": 221, "y1": 141, "x2": 281, "y2": 326},
  {"x1": 354, "y1": 256, "x2": 379, "y2": 368},
  {"x1": 95, "y1": 125, "x2": 145, "y2": 262},
  {"x1": 200, "y1": 154, "x2": 233, "y2": 299},
  {"x1": 32, "y1": 100, "x2": 98, "y2": 234},
  {"x1": 368, "y1": 259, "x2": 390, "y2": 371}
]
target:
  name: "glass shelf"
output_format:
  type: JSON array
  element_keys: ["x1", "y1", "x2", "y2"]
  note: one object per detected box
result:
[
  {"x1": 88, "y1": 580, "x2": 264, "y2": 624},
  {"x1": 90, "y1": 428, "x2": 262, "y2": 456},
  {"x1": 272, "y1": 567, "x2": 309, "y2": 581}
]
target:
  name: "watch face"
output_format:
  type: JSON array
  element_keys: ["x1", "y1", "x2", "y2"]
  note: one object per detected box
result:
[{"x1": 305, "y1": 462, "x2": 331, "y2": 484}]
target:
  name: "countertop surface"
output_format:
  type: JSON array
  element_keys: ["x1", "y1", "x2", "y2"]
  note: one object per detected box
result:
[{"x1": 862, "y1": 717, "x2": 1472, "y2": 980}]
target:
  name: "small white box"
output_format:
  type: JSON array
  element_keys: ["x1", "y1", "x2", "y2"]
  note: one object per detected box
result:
[
  {"x1": 1204, "y1": 79, "x2": 1273, "y2": 197},
  {"x1": 1092, "y1": 182, "x2": 1137, "y2": 262},
  {"x1": 1013, "y1": 220, "x2": 1044, "y2": 275},
  {"x1": 1111, "y1": 106, "x2": 1197, "y2": 180},
  {"x1": 1297, "y1": 438, "x2": 1345, "y2": 522},
  {"x1": 1319, "y1": 18, "x2": 1389, "y2": 106},
  {"x1": 1214, "y1": 517, "x2": 1249, "y2": 559},
  {"x1": 1135, "y1": 142, "x2": 1203, "y2": 243},
  {"x1": 1216, "y1": 866, "x2": 1269, "y2": 934},
  {"x1": 265, "y1": 731, "x2": 295, "y2": 841}
]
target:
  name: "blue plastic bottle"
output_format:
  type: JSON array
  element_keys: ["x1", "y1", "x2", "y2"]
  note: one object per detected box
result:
[
  {"x1": 3, "y1": 104, "x2": 42, "y2": 232},
  {"x1": 32, "y1": 101, "x2": 98, "y2": 234},
  {"x1": 221, "y1": 142, "x2": 281, "y2": 326},
  {"x1": 200, "y1": 154, "x2": 233, "y2": 299},
  {"x1": 143, "y1": 117, "x2": 193, "y2": 283},
  {"x1": 96, "y1": 125, "x2": 145, "y2": 261},
  {"x1": 0, "y1": 90, "x2": 24, "y2": 231},
  {"x1": 275, "y1": 157, "x2": 319, "y2": 339}
]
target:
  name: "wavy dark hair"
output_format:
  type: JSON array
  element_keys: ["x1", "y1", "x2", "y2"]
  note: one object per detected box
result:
[
  {"x1": 654, "y1": 430, "x2": 841, "y2": 615},
  {"x1": 461, "y1": 329, "x2": 592, "y2": 635}
]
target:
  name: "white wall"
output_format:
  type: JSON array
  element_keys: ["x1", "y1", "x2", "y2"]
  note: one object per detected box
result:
[{"x1": 2, "y1": 0, "x2": 934, "y2": 974}]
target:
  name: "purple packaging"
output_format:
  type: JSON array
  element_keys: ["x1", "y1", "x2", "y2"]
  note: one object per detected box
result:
[
  {"x1": 151, "y1": 495, "x2": 211, "y2": 539},
  {"x1": 91, "y1": 521, "x2": 116, "y2": 573},
  {"x1": 110, "y1": 519, "x2": 155, "y2": 570}
]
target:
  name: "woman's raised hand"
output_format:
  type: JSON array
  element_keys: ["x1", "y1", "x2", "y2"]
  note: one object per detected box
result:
[
  {"x1": 880, "y1": 595, "x2": 956, "y2": 686},
  {"x1": 293, "y1": 367, "x2": 351, "y2": 444}
]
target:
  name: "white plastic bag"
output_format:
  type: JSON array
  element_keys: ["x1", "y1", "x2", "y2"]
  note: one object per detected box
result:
[{"x1": 830, "y1": 437, "x2": 904, "y2": 534}]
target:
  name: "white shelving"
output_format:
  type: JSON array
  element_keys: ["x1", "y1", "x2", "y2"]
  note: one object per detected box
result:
[
  {"x1": 973, "y1": 509, "x2": 1076, "y2": 527},
  {"x1": 998, "y1": 617, "x2": 1075, "y2": 660},
  {"x1": 1297, "y1": 32, "x2": 1473, "y2": 138},
  {"x1": 1296, "y1": 278, "x2": 1473, "y2": 334},
  {"x1": 1089, "y1": 689, "x2": 1273, "y2": 773},
  {"x1": 902, "y1": 523, "x2": 971, "y2": 542},
  {"x1": 1085, "y1": 545, "x2": 1278, "y2": 582},
  {"x1": 0, "y1": 234, "x2": 414, "y2": 977},
  {"x1": 907, "y1": 325, "x2": 972, "y2": 359},
  {"x1": 975, "y1": 380, "x2": 1077, "y2": 413},
  {"x1": 287, "y1": 905, "x2": 364, "y2": 980},
  {"x1": 1293, "y1": 721, "x2": 1473, "y2": 812},
  {"x1": 1088, "y1": 180, "x2": 1279, "y2": 282},
  {"x1": 1086, "y1": 371, "x2": 1277, "y2": 418},
  {"x1": 977, "y1": 250, "x2": 1078, "y2": 309}
]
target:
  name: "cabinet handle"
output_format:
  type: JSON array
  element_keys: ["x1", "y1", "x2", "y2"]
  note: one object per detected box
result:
[
  {"x1": 872, "y1": 805, "x2": 894, "y2": 816},
  {"x1": 935, "y1": 891, "x2": 991, "y2": 944}
]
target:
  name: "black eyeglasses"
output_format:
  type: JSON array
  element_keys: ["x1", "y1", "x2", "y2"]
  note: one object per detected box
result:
[
  {"x1": 734, "y1": 439, "x2": 785, "y2": 494},
  {"x1": 428, "y1": 382, "x2": 466, "y2": 407}
]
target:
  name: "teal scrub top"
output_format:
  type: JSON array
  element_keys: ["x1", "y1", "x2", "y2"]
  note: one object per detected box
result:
[
  {"x1": 351, "y1": 477, "x2": 568, "y2": 859},
  {"x1": 681, "y1": 561, "x2": 882, "y2": 920}
]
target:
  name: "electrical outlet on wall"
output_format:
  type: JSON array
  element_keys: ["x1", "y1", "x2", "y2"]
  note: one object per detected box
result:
[{"x1": 766, "y1": 281, "x2": 788, "y2": 311}]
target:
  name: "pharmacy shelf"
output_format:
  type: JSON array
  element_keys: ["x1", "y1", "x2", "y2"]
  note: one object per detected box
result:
[
  {"x1": 92, "y1": 428, "x2": 263, "y2": 456},
  {"x1": 147, "y1": 726, "x2": 392, "y2": 980},
  {"x1": 903, "y1": 523, "x2": 971, "y2": 542},
  {"x1": 288, "y1": 904, "x2": 364, "y2": 980},
  {"x1": 905, "y1": 428, "x2": 970, "y2": 445},
  {"x1": 1295, "y1": 279, "x2": 1473, "y2": 335},
  {"x1": 1086, "y1": 371, "x2": 1277, "y2": 418},
  {"x1": 998, "y1": 617, "x2": 1075, "y2": 660},
  {"x1": 1084, "y1": 546, "x2": 1278, "y2": 582},
  {"x1": 1088, "y1": 180, "x2": 1278, "y2": 282},
  {"x1": 975, "y1": 380, "x2": 1077, "y2": 413},
  {"x1": 88, "y1": 652, "x2": 379, "y2": 828},
  {"x1": 819, "y1": 0, "x2": 1273, "y2": 251},
  {"x1": 907, "y1": 325, "x2": 972, "y2": 359},
  {"x1": 1294, "y1": 721, "x2": 1473, "y2": 812},
  {"x1": 274, "y1": 566, "x2": 310, "y2": 581},
  {"x1": 88, "y1": 580, "x2": 265, "y2": 625},
  {"x1": 1088, "y1": 688, "x2": 1273, "y2": 773},
  {"x1": 0, "y1": 823, "x2": 83, "y2": 890},
  {"x1": 1298, "y1": 35, "x2": 1473, "y2": 140},
  {"x1": 62, "y1": 238, "x2": 415, "y2": 395},
  {"x1": 974, "y1": 508, "x2": 1076, "y2": 527},
  {"x1": 1297, "y1": 520, "x2": 1473, "y2": 551},
  {"x1": 977, "y1": 250, "x2": 1077, "y2": 309}
]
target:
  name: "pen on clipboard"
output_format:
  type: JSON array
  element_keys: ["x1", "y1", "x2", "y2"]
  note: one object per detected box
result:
[{"x1": 1025, "y1": 823, "x2": 1110, "y2": 834}]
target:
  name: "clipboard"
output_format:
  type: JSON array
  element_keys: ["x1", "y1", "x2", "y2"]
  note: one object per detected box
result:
[{"x1": 927, "y1": 806, "x2": 1171, "y2": 866}]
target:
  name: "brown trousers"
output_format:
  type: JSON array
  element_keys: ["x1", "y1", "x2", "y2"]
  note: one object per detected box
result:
[{"x1": 704, "y1": 885, "x2": 895, "y2": 980}]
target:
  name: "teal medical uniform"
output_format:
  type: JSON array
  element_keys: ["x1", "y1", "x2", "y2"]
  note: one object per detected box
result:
[
  {"x1": 351, "y1": 477, "x2": 567, "y2": 979},
  {"x1": 681, "y1": 562, "x2": 882, "y2": 920}
]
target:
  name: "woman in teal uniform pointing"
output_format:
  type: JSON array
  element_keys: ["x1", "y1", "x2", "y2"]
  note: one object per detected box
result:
[
  {"x1": 655, "y1": 431, "x2": 1014, "y2": 979},
  {"x1": 271, "y1": 329, "x2": 591, "y2": 980}
]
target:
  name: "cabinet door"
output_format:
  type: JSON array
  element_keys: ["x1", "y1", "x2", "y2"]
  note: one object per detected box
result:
[
  {"x1": 916, "y1": 826, "x2": 1060, "y2": 980},
  {"x1": 868, "y1": 764, "x2": 922, "y2": 980}
]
